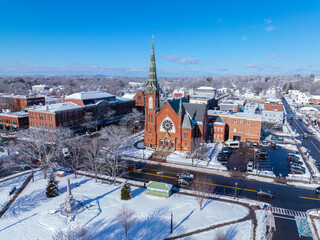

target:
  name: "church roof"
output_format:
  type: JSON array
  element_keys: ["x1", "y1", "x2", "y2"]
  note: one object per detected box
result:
[
  {"x1": 160, "y1": 97, "x2": 207, "y2": 126},
  {"x1": 182, "y1": 113, "x2": 194, "y2": 129}
]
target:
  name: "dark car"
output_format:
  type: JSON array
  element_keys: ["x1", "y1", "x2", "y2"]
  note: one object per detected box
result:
[
  {"x1": 257, "y1": 189, "x2": 274, "y2": 199},
  {"x1": 177, "y1": 172, "x2": 194, "y2": 180},
  {"x1": 287, "y1": 154, "x2": 300, "y2": 161},
  {"x1": 177, "y1": 178, "x2": 191, "y2": 186},
  {"x1": 316, "y1": 187, "x2": 320, "y2": 194},
  {"x1": 217, "y1": 154, "x2": 229, "y2": 161},
  {"x1": 256, "y1": 152, "x2": 268, "y2": 160}
]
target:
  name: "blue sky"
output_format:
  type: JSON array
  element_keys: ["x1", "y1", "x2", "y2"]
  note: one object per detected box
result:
[{"x1": 0, "y1": 0, "x2": 319, "y2": 76}]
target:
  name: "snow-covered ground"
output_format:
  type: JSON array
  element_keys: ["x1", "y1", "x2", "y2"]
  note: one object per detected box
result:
[
  {"x1": 167, "y1": 143, "x2": 227, "y2": 171},
  {"x1": 0, "y1": 174, "x2": 29, "y2": 211},
  {"x1": 0, "y1": 172, "x2": 257, "y2": 240}
]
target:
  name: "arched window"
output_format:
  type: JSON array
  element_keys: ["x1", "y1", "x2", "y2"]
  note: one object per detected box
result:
[{"x1": 148, "y1": 96, "x2": 153, "y2": 109}]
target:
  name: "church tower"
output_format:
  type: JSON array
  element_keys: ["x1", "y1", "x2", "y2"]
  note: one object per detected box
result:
[{"x1": 144, "y1": 36, "x2": 160, "y2": 147}]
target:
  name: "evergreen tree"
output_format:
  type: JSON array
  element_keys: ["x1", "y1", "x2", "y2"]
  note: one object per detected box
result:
[
  {"x1": 121, "y1": 183, "x2": 131, "y2": 200},
  {"x1": 46, "y1": 172, "x2": 59, "y2": 198}
]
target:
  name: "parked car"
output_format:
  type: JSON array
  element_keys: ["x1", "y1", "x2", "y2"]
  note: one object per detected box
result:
[
  {"x1": 177, "y1": 172, "x2": 194, "y2": 180},
  {"x1": 256, "y1": 152, "x2": 268, "y2": 160},
  {"x1": 247, "y1": 162, "x2": 254, "y2": 171},
  {"x1": 260, "y1": 141, "x2": 269, "y2": 147},
  {"x1": 221, "y1": 149, "x2": 232, "y2": 156},
  {"x1": 177, "y1": 178, "x2": 191, "y2": 186},
  {"x1": 271, "y1": 136, "x2": 284, "y2": 142},
  {"x1": 290, "y1": 166, "x2": 306, "y2": 174},
  {"x1": 303, "y1": 133, "x2": 308, "y2": 139},
  {"x1": 287, "y1": 154, "x2": 300, "y2": 161},
  {"x1": 290, "y1": 163, "x2": 305, "y2": 171},
  {"x1": 257, "y1": 189, "x2": 274, "y2": 199},
  {"x1": 217, "y1": 154, "x2": 229, "y2": 161},
  {"x1": 289, "y1": 159, "x2": 303, "y2": 165},
  {"x1": 316, "y1": 187, "x2": 320, "y2": 194}
]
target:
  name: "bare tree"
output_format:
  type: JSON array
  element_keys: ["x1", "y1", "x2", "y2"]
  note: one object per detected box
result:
[
  {"x1": 191, "y1": 175, "x2": 215, "y2": 211},
  {"x1": 83, "y1": 137, "x2": 102, "y2": 183},
  {"x1": 14, "y1": 128, "x2": 63, "y2": 179},
  {"x1": 100, "y1": 125, "x2": 129, "y2": 185},
  {"x1": 63, "y1": 137, "x2": 87, "y2": 179},
  {"x1": 116, "y1": 204, "x2": 135, "y2": 239}
]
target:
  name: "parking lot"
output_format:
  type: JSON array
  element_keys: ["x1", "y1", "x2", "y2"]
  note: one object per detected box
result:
[{"x1": 224, "y1": 141, "x2": 300, "y2": 177}]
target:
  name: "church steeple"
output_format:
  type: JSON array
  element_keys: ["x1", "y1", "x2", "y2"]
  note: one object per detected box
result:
[{"x1": 148, "y1": 35, "x2": 157, "y2": 88}]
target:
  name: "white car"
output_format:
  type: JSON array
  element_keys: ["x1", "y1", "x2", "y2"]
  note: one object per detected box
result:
[{"x1": 247, "y1": 162, "x2": 253, "y2": 171}]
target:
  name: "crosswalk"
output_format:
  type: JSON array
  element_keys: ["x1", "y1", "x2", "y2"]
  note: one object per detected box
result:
[{"x1": 266, "y1": 206, "x2": 307, "y2": 218}]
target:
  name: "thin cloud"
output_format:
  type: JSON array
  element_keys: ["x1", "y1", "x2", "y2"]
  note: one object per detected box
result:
[
  {"x1": 265, "y1": 25, "x2": 275, "y2": 31},
  {"x1": 159, "y1": 54, "x2": 202, "y2": 65},
  {"x1": 241, "y1": 35, "x2": 247, "y2": 40},
  {"x1": 264, "y1": 19, "x2": 272, "y2": 24},
  {"x1": 266, "y1": 55, "x2": 277, "y2": 59}
]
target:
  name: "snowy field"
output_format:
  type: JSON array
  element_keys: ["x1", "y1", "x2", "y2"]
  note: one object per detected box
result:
[
  {"x1": 0, "y1": 172, "x2": 254, "y2": 240},
  {"x1": 0, "y1": 174, "x2": 29, "y2": 211}
]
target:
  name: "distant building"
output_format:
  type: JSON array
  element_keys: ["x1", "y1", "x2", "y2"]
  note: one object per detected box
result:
[
  {"x1": 0, "y1": 94, "x2": 45, "y2": 111},
  {"x1": 0, "y1": 111, "x2": 29, "y2": 132},
  {"x1": 32, "y1": 84, "x2": 50, "y2": 92}
]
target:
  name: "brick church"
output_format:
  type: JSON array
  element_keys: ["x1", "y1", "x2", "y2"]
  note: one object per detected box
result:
[{"x1": 144, "y1": 38, "x2": 208, "y2": 151}]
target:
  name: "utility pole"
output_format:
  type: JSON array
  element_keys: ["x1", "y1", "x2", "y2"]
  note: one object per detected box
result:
[{"x1": 170, "y1": 212, "x2": 173, "y2": 233}]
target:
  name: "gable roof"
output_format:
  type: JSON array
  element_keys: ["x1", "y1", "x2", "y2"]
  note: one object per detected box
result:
[{"x1": 182, "y1": 113, "x2": 194, "y2": 129}]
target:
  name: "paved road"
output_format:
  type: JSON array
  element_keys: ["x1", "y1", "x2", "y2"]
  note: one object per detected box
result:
[
  {"x1": 283, "y1": 97, "x2": 320, "y2": 162},
  {"x1": 121, "y1": 161, "x2": 319, "y2": 239}
]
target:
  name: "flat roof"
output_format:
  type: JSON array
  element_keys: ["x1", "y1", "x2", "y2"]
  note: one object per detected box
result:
[
  {"x1": 0, "y1": 111, "x2": 29, "y2": 118},
  {"x1": 29, "y1": 102, "x2": 83, "y2": 113},
  {"x1": 65, "y1": 91, "x2": 115, "y2": 100}
]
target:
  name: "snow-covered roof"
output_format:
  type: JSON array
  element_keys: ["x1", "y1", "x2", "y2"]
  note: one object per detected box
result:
[
  {"x1": 122, "y1": 93, "x2": 136, "y2": 99},
  {"x1": 197, "y1": 86, "x2": 215, "y2": 90},
  {"x1": 0, "y1": 111, "x2": 28, "y2": 118},
  {"x1": 65, "y1": 91, "x2": 114, "y2": 100},
  {"x1": 30, "y1": 102, "x2": 83, "y2": 113}
]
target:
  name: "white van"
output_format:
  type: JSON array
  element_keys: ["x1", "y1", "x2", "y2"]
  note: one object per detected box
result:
[
  {"x1": 247, "y1": 162, "x2": 253, "y2": 171},
  {"x1": 225, "y1": 141, "x2": 240, "y2": 149}
]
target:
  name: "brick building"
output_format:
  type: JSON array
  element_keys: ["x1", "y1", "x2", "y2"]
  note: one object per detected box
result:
[
  {"x1": 0, "y1": 111, "x2": 29, "y2": 132},
  {"x1": 0, "y1": 94, "x2": 45, "y2": 111},
  {"x1": 264, "y1": 99, "x2": 283, "y2": 112},
  {"x1": 28, "y1": 102, "x2": 84, "y2": 129},
  {"x1": 144, "y1": 38, "x2": 208, "y2": 151},
  {"x1": 208, "y1": 110, "x2": 262, "y2": 144}
]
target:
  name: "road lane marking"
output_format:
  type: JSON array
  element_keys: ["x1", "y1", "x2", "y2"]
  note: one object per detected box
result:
[
  {"x1": 299, "y1": 196, "x2": 320, "y2": 201},
  {"x1": 311, "y1": 141, "x2": 320, "y2": 153}
]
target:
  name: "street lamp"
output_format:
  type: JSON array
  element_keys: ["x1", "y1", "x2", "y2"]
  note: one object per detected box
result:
[{"x1": 234, "y1": 182, "x2": 237, "y2": 198}]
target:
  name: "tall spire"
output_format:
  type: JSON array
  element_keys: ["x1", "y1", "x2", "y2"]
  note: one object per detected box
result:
[{"x1": 148, "y1": 34, "x2": 157, "y2": 87}]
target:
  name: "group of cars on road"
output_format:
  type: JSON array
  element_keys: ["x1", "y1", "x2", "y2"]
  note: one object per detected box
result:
[
  {"x1": 287, "y1": 153, "x2": 306, "y2": 174},
  {"x1": 177, "y1": 172, "x2": 194, "y2": 186}
]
